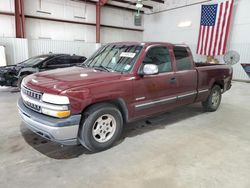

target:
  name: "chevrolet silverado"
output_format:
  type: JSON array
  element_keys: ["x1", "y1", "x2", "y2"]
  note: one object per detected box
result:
[{"x1": 17, "y1": 42, "x2": 232, "y2": 152}]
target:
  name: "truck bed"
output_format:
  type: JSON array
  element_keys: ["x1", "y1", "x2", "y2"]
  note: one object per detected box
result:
[{"x1": 195, "y1": 62, "x2": 226, "y2": 67}]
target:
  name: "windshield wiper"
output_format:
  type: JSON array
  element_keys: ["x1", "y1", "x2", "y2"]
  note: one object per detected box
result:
[
  {"x1": 93, "y1": 65, "x2": 112, "y2": 72},
  {"x1": 78, "y1": 63, "x2": 89, "y2": 68}
]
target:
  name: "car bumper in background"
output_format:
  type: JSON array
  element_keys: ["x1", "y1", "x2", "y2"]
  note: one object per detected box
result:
[{"x1": 17, "y1": 98, "x2": 81, "y2": 145}]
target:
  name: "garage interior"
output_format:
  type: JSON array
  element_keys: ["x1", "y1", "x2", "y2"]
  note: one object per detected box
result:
[{"x1": 1, "y1": 0, "x2": 250, "y2": 187}]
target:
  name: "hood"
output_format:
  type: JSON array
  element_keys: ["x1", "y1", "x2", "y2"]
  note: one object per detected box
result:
[
  {"x1": 23, "y1": 66, "x2": 122, "y2": 94},
  {"x1": 0, "y1": 65, "x2": 20, "y2": 74}
]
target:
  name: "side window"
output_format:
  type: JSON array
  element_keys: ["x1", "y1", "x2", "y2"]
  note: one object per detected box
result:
[
  {"x1": 55, "y1": 56, "x2": 72, "y2": 65},
  {"x1": 44, "y1": 58, "x2": 57, "y2": 67},
  {"x1": 142, "y1": 46, "x2": 172, "y2": 73},
  {"x1": 173, "y1": 47, "x2": 192, "y2": 71},
  {"x1": 47, "y1": 56, "x2": 72, "y2": 67}
]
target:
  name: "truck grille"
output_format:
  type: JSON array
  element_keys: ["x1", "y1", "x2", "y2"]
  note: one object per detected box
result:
[
  {"x1": 24, "y1": 100, "x2": 41, "y2": 112},
  {"x1": 22, "y1": 86, "x2": 42, "y2": 100},
  {"x1": 21, "y1": 86, "x2": 43, "y2": 113}
]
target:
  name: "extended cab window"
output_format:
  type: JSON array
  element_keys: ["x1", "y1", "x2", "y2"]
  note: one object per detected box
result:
[
  {"x1": 173, "y1": 46, "x2": 193, "y2": 71},
  {"x1": 142, "y1": 46, "x2": 172, "y2": 73}
]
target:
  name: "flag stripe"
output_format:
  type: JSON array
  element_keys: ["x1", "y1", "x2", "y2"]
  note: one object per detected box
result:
[
  {"x1": 200, "y1": 26, "x2": 205, "y2": 55},
  {"x1": 208, "y1": 25, "x2": 215, "y2": 55},
  {"x1": 196, "y1": 25, "x2": 202, "y2": 54},
  {"x1": 204, "y1": 26, "x2": 210, "y2": 55},
  {"x1": 221, "y1": 1, "x2": 230, "y2": 55},
  {"x1": 218, "y1": 1, "x2": 229, "y2": 55},
  {"x1": 223, "y1": 0, "x2": 234, "y2": 54},
  {"x1": 213, "y1": 3, "x2": 223, "y2": 56}
]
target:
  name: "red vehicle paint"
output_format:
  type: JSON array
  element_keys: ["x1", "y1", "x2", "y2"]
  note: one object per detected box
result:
[{"x1": 18, "y1": 42, "x2": 232, "y2": 151}]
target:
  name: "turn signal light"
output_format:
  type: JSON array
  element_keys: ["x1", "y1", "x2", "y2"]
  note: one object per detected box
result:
[{"x1": 56, "y1": 111, "x2": 71, "y2": 118}]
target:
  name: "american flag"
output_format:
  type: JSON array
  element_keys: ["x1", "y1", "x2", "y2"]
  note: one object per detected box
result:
[{"x1": 196, "y1": 0, "x2": 234, "y2": 56}]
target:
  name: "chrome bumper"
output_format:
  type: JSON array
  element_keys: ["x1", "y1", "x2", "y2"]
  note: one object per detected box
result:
[{"x1": 17, "y1": 98, "x2": 81, "y2": 145}]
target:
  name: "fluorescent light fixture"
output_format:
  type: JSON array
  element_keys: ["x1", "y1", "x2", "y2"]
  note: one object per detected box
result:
[
  {"x1": 178, "y1": 21, "x2": 192, "y2": 28},
  {"x1": 74, "y1": 16, "x2": 86, "y2": 19},
  {"x1": 136, "y1": 3, "x2": 143, "y2": 9},
  {"x1": 36, "y1": 10, "x2": 52, "y2": 15}
]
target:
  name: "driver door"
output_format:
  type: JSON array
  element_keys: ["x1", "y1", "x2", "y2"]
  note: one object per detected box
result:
[{"x1": 132, "y1": 45, "x2": 178, "y2": 119}]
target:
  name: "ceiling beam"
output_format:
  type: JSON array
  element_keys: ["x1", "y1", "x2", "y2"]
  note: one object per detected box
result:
[
  {"x1": 150, "y1": 0, "x2": 164, "y2": 4},
  {"x1": 111, "y1": 0, "x2": 153, "y2": 9},
  {"x1": 75, "y1": 0, "x2": 145, "y2": 12}
]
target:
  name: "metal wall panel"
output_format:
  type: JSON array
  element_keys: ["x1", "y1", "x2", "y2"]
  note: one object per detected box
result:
[
  {"x1": 0, "y1": 37, "x2": 249, "y2": 81},
  {"x1": 0, "y1": 38, "x2": 29, "y2": 65},
  {"x1": 28, "y1": 39, "x2": 100, "y2": 58}
]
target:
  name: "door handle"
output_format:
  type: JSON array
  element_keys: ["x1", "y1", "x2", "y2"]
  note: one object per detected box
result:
[{"x1": 169, "y1": 77, "x2": 177, "y2": 84}]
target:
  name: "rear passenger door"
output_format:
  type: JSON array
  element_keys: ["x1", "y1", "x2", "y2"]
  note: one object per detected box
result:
[{"x1": 173, "y1": 46, "x2": 197, "y2": 105}]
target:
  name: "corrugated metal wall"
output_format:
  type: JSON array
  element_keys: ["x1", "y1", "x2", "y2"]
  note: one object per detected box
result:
[
  {"x1": 0, "y1": 37, "x2": 101, "y2": 65},
  {"x1": 0, "y1": 37, "x2": 249, "y2": 81},
  {"x1": 0, "y1": 38, "x2": 29, "y2": 65},
  {"x1": 28, "y1": 39, "x2": 101, "y2": 58}
]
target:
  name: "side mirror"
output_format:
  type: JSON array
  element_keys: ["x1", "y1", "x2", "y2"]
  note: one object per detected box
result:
[{"x1": 143, "y1": 64, "x2": 159, "y2": 75}]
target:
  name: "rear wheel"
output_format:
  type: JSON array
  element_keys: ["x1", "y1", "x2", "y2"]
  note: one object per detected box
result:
[
  {"x1": 78, "y1": 103, "x2": 123, "y2": 152},
  {"x1": 202, "y1": 85, "x2": 222, "y2": 112}
]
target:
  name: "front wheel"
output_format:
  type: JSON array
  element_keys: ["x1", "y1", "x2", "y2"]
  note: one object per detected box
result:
[
  {"x1": 78, "y1": 103, "x2": 123, "y2": 152},
  {"x1": 17, "y1": 75, "x2": 27, "y2": 90},
  {"x1": 202, "y1": 85, "x2": 222, "y2": 112}
]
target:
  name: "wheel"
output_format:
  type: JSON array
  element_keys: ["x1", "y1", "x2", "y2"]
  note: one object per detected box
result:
[
  {"x1": 78, "y1": 103, "x2": 123, "y2": 152},
  {"x1": 17, "y1": 75, "x2": 27, "y2": 90},
  {"x1": 202, "y1": 85, "x2": 222, "y2": 112}
]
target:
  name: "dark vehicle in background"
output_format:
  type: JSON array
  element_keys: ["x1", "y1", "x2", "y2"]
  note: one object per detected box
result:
[
  {"x1": 0, "y1": 54, "x2": 86, "y2": 88},
  {"x1": 241, "y1": 64, "x2": 250, "y2": 77}
]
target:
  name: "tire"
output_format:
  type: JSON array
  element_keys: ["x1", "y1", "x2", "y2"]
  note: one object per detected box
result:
[
  {"x1": 17, "y1": 75, "x2": 27, "y2": 90},
  {"x1": 202, "y1": 85, "x2": 222, "y2": 112},
  {"x1": 78, "y1": 103, "x2": 123, "y2": 152}
]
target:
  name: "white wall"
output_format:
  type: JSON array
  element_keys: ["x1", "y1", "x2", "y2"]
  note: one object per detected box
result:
[
  {"x1": 0, "y1": 0, "x2": 14, "y2": 12},
  {"x1": 0, "y1": 0, "x2": 143, "y2": 43},
  {"x1": 25, "y1": 18, "x2": 96, "y2": 42},
  {"x1": 143, "y1": 0, "x2": 250, "y2": 80},
  {"x1": 144, "y1": 0, "x2": 250, "y2": 47},
  {"x1": 0, "y1": 37, "x2": 101, "y2": 65},
  {"x1": 0, "y1": 38, "x2": 29, "y2": 65},
  {"x1": 0, "y1": 0, "x2": 15, "y2": 38}
]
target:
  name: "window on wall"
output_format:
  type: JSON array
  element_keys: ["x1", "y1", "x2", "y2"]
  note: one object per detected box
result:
[
  {"x1": 142, "y1": 46, "x2": 172, "y2": 73},
  {"x1": 173, "y1": 46, "x2": 193, "y2": 71}
]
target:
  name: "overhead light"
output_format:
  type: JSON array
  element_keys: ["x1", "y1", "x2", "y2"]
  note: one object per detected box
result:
[
  {"x1": 178, "y1": 21, "x2": 192, "y2": 28},
  {"x1": 136, "y1": 2, "x2": 143, "y2": 9}
]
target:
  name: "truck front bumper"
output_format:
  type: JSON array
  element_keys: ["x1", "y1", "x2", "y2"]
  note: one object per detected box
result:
[{"x1": 17, "y1": 98, "x2": 81, "y2": 145}]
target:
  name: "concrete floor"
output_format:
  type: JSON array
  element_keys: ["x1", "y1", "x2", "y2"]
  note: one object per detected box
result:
[{"x1": 0, "y1": 82, "x2": 250, "y2": 188}]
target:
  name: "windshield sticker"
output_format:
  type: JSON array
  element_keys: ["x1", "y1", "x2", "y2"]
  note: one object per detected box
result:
[
  {"x1": 124, "y1": 64, "x2": 131, "y2": 71},
  {"x1": 120, "y1": 52, "x2": 136, "y2": 58},
  {"x1": 111, "y1": 57, "x2": 116, "y2": 64}
]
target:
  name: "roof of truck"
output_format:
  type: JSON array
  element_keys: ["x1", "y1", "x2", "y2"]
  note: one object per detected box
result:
[{"x1": 108, "y1": 42, "x2": 189, "y2": 47}]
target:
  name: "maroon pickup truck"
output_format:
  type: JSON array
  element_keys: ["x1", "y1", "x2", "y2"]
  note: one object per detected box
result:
[{"x1": 18, "y1": 42, "x2": 232, "y2": 151}]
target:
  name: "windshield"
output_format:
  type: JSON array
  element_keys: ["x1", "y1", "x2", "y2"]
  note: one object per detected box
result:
[
  {"x1": 19, "y1": 55, "x2": 49, "y2": 66},
  {"x1": 82, "y1": 44, "x2": 143, "y2": 72}
]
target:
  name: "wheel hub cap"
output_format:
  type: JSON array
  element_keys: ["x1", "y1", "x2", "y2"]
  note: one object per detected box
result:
[
  {"x1": 92, "y1": 114, "x2": 116, "y2": 143},
  {"x1": 211, "y1": 90, "x2": 220, "y2": 107}
]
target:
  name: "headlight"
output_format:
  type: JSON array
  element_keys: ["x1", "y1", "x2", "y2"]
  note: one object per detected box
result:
[
  {"x1": 42, "y1": 93, "x2": 70, "y2": 104},
  {"x1": 41, "y1": 93, "x2": 70, "y2": 118}
]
